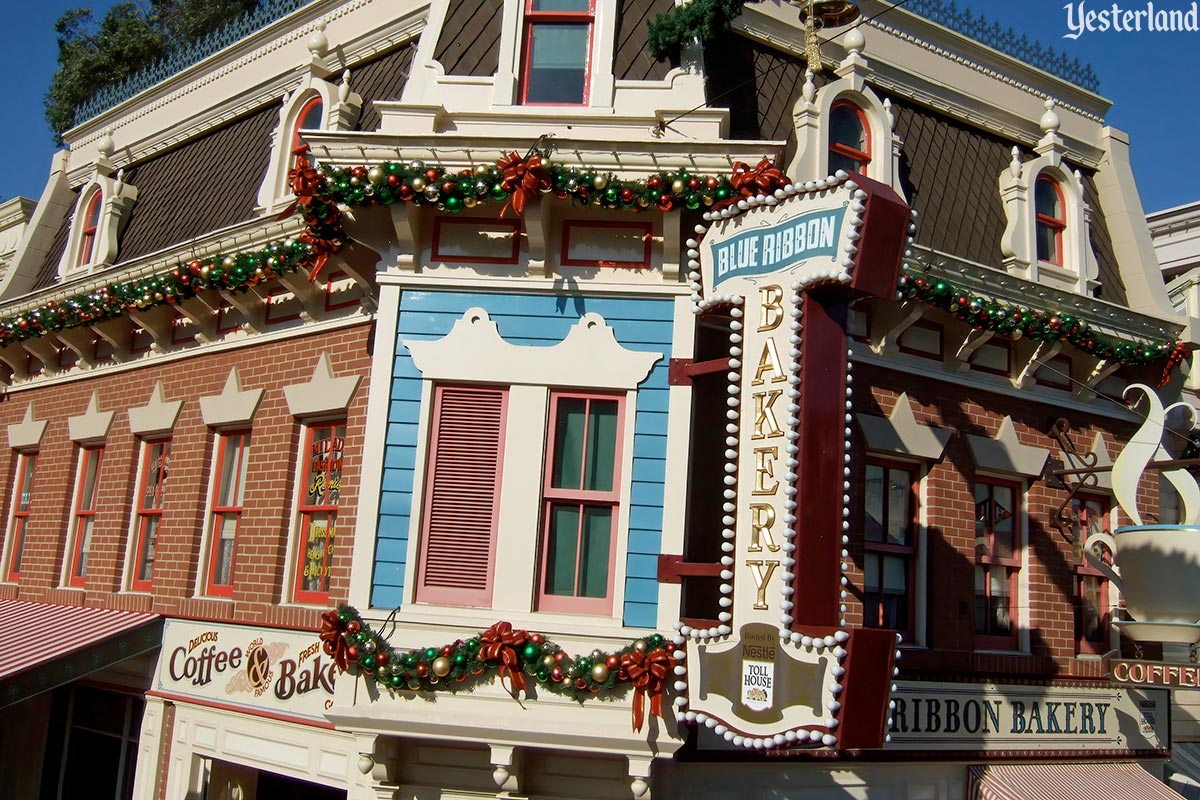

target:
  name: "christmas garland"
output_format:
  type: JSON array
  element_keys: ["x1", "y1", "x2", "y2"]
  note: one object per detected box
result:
[
  {"x1": 319, "y1": 606, "x2": 675, "y2": 732},
  {"x1": 897, "y1": 271, "x2": 1190, "y2": 381},
  {"x1": 646, "y1": 0, "x2": 759, "y2": 59}
]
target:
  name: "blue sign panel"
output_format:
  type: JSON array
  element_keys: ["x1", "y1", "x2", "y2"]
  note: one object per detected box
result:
[{"x1": 709, "y1": 207, "x2": 844, "y2": 287}]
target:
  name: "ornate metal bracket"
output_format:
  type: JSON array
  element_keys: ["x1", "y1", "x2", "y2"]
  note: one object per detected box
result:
[{"x1": 1047, "y1": 417, "x2": 1100, "y2": 541}]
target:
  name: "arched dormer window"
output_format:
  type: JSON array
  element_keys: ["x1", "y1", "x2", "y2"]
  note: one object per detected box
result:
[
  {"x1": 77, "y1": 191, "x2": 102, "y2": 268},
  {"x1": 828, "y1": 100, "x2": 871, "y2": 176},
  {"x1": 292, "y1": 95, "x2": 324, "y2": 165},
  {"x1": 519, "y1": 0, "x2": 595, "y2": 105},
  {"x1": 1035, "y1": 174, "x2": 1066, "y2": 266}
]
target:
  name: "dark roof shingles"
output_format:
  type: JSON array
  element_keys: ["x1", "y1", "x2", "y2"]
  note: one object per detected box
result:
[
  {"x1": 434, "y1": 0, "x2": 502, "y2": 77},
  {"x1": 353, "y1": 44, "x2": 418, "y2": 132}
]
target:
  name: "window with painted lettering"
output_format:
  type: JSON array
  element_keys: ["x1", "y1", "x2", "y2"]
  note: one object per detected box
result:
[
  {"x1": 538, "y1": 392, "x2": 624, "y2": 614},
  {"x1": 206, "y1": 432, "x2": 250, "y2": 597},
  {"x1": 130, "y1": 439, "x2": 170, "y2": 592},
  {"x1": 973, "y1": 479, "x2": 1021, "y2": 649},
  {"x1": 5, "y1": 453, "x2": 36, "y2": 581},
  {"x1": 1072, "y1": 495, "x2": 1111, "y2": 654},
  {"x1": 863, "y1": 461, "x2": 916, "y2": 639},
  {"x1": 293, "y1": 421, "x2": 344, "y2": 604},
  {"x1": 67, "y1": 447, "x2": 104, "y2": 586}
]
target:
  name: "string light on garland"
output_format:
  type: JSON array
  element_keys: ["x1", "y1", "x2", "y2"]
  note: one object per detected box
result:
[
  {"x1": 897, "y1": 271, "x2": 1187, "y2": 378},
  {"x1": 319, "y1": 606, "x2": 674, "y2": 732}
]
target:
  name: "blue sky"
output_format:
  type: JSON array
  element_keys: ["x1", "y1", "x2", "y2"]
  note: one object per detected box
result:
[{"x1": 0, "y1": 0, "x2": 1193, "y2": 214}]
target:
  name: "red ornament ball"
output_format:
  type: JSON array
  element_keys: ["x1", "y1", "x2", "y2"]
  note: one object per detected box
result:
[
  {"x1": 606, "y1": 655, "x2": 620, "y2": 669},
  {"x1": 530, "y1": 633, "x2": 544, "y2": 645},
  {"x1": 550, "y1": 667, "x2": 564, "y2": 682},
  {"x1": 346, "y1": 621, "x2": 361, "y2": 635},
  {"x1": 377, "y1": 651, "x2": 390, "y2": 666},
  {"x1": 554, "y1": 651, "x2": 566, "y2": 664},
  {"x1": 417, "y1": 663, "x2": 429, "y2": 678}
]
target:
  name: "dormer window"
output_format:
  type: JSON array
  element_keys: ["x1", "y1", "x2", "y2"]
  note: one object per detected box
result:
[
  {"x1": 1035, "y1": 174, "x2": 1066, "y2": 265},
  {"x1": 77, "y1": 191, "x2": 102, "y2": 267},
  {"x1": 292, "y1": 95, "x2": 324, "y2": 164},
  {"x1": 519, "y1": 0, "x2": 594, "y2": 105},
  {"x1": 828, "y1": 100, "x2": 871, "y2": 176}
]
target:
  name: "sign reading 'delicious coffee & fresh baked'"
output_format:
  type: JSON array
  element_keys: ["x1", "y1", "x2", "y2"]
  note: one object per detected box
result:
[
  {"x1": 886, "y1": 681, "x2": 1168, "y2": 752},
  {"x1": 154, "y1": 619, "x2": 336, "y2": 722},
  {"x1": 683, "y1": 171, "x2": 910, "y2": 752}
]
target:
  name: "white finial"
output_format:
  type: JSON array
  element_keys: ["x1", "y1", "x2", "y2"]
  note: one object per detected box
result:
[
  {"x1": 115, "y1": 167, "x2": 125, "y2": 192},
  {"x1": 843, "y1": 27, "x2": 865, "y2": 55},
  {"x1": 802, "y1": 69, "x2": 816, "y2": 103},
  {"x1": 97, "y1": 129, "x2": 114, "y2": 157},
  {"x1": 1040, "y1": 98, "x2": 1060, "y2": 134},
  {"x1": 338, "y1": 69, "x2": 351, "y2": 104},
  {"x1": 307, "y1": 22, "x2": 329, "y2": 56},
  {"x1": 1009, "y1": 146, "x2": 1022, "y2": 179},
  {"x1": 883, "y1": 97, "x2": 894, "y2": 128}
]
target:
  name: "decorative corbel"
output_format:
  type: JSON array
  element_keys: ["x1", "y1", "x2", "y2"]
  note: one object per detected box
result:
[
  {"x1": 389, "y1": 204, "x2": 423, "y2": 273},
  {"x1": 1013, "y1": 340, "x2": 1062, "y2": 389},
  {"x1": 524, "y1": 194, "x2": 548, "y2": 278},
  {"x1": 91, "y1": 317, "x2": 130, "y2": 358},
  {"x1": 55, "y1": 326, "x2": 98, "y2": 368},
  {"x1": 0, "y1": 344, "x2": 28, "y2": 381},
  {"x1": 871, "y1": 301, "x2": 925, "y2": 356},
  {"x1": 1076, "y1": 358, "x2": 1120, "y2": 401},
  {"x1": 628, "y1": 754, "x2": 653, "y2": 799},
  {"x1": 218, "y1": 288, "x2": 267, "y2": 333},
  {"x1": 174, "y1": 296, "x2": 219, "y2": 343},
  {"x1": 953, "y1": 328, "x2": 994, "y2": 372},
  {"x1": 276, "y1": 270, "x2": 325, "y2": 322},
  {"x1": 127, "y1": 306, "x2": 175, "y2": 353},
  {"x1": 21, "y1": 336, "x2": 61, "y2": 376},
  {"x1": 490, "y1": 744, "x2": 525, "y2": 798}
]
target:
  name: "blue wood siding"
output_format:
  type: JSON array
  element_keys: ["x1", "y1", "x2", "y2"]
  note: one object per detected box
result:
[{"x1": 373, "y1": 290, "x2": 672, "y2": 628}]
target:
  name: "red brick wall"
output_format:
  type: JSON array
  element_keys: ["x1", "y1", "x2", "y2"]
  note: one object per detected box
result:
[
  {"x1": 847, "y1": 363, "x2": 1148, "y2": 681},
  {"x1": 0, "y1": 322, "x2": 372, "y2": 632}
]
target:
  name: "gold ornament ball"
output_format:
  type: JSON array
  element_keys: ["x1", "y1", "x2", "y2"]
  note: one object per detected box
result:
[
  {"x1": 464, "y1": 196, "x2": 477, "y2": 208},
  {"x1": 593, "y1": 174, "x2": 608, "y2": 190},
  {"x1": 633, "y1": 639, "x2": 648, "y2": 654},
  {"x1": 542, "y1": 655, "x2": 556, "y2": 669},
  {"x1": 223, "y1": 256, "x2": 235, "y2": 267},
  {"x1": 432, "y1": 656, "x2": 451, "y2": 677},
  {"x1": 200, "y1": 266, "x2": 211, "y2": 279},
  {"x1": 412, "y1": 177, "x2": 427, "y2": 192},
  {"x1": 367, "y1": 167, "x2": 384, "y2": 182},
  {"x1": 670, "y1": 179, "x2": 685, "y2": 195},
  {"x1": 475, "y1": 164, "x2": 490, "y2": 175},
  {"x1": 591, "y1": 664, "x2": 610, "y2": 682}
]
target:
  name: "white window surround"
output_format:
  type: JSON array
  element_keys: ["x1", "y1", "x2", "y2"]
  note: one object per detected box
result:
[
  {"x1": 68, "y1": 391, "x2": 115, "y2": 447},
  {"x1": 57, "y1": 160, "x2": 138, "y2": 279},
  {"x1": 999, "y1": 100, "x2": 1100, "y2": 295},
  {"x1": 199, "y1": 368, "x2": 264, "y2": 429},
  {"x1": 969, "y1": 473, "x2": 1033, "y2": 655},
  {"x1": 788, "y1": 30, "x2": 899, "y2": 190},
  {"x1": 123, "y1": 382, "x2": 181, "y2": 591},
  {"x1": 257, "y1": 70, "x2": 362, "y2": 213},
  {"x1": 6, "y1": 403, "x2": 47, "y2": 452},
  {"x1": 402, "y1": 308, "x2": 661, "y2": 623}
]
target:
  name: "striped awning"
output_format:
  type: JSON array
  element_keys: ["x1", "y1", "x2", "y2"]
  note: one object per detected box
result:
[
  {"x1": 0, "y1": 600, "x2": 162, "y2": 709},
  {"x1": 969, "y1": 763, "x2": 1184, "y2": 800}
]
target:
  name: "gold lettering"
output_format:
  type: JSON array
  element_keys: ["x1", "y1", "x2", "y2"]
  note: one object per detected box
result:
[
  {"x1": 752, "y1": 390, "x2": 784, "y2": 440},
  {"x1": 747, "y1": 504, "x2": 780, "y2": 552},
  {"x1": 758, "y1": 285, "x2": 785, "y2": 332},
  {"x1": 753, "y1": 447, "x2": 779, "y2": 495},
  {"x1": 752, "y1": 337, "x2": 787, "y2": 385},
  {"x1": 746, "y1": 560, "x2": 780, "y2": 609}
]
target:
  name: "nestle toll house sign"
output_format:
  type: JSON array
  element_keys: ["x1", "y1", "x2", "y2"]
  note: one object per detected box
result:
[{"x1": 678, "y1": 171, "x2": 910, "y2": 751}]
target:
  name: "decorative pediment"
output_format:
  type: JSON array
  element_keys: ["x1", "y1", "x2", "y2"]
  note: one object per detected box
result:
[
  {"x1": 68, "y1": 391, "x2": 115, "y2": 445},
  {"x1": 857, "y1": 393, "x2": 951, "y2": 461},
  {"x1": 7, "y1": 403, "x2": 47, "y2": 451},
  {"x1": 283, "y1": 353, "x2": 361, "y2": 417},
  {"x1": 965, "y1": 416, "x2": 1049, "y2": 477},
  {"x1": 405, "y1": 309, "x2": 661, "y2": 390},
  {"x1": 128, "y1": 381, "x2": 183, "y2": 438},
  {"x1": 200, "y1": 368, "x2": 263, "y2": 428}
]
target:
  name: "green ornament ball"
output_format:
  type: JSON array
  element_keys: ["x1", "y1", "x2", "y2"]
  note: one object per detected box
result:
[
  {"x1": 445, "y1": 195, "x2": 464, "y2": 213},
  {"x1": 522, "y1": 643, "x2": 540, "y2": 661},
  {"x1": 490, "y1": 183, "x2": 508, "y2": 200}
]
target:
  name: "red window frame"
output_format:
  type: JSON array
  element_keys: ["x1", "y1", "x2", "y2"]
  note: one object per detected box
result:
[
  {"x1": 293, "y1": 421, "x2": 345, "y2": 604},
  {"x1": 78, "y1": 191, "x2": 102, "y2": 267},
  {"x1": 6, "y1": 453, "x2": 36, "y2": 581},
  {"x1": 67, "y1": 447, "x2": 104, "y2": 587},
  {"x1": 518, "y1": 0, "x2": 595, "y2": 106},
  {"x1": 537, "y1": 391, "x2": 624, "y2": 614},
  {"x1": 828, "y1": 100, "x2": 871, "y2": 176},
  {"x1": 1073, "y1": 495, "x2": 1112, "y2": 655},
  {"x1": 973, "y1": 478, "x2": 1021, "y2": 650},
  {"x1": 292, "y1": 96, "x2": 324, "y2": 164},
  {"x1": 862, "y1": 461, "x2": 917, "y2": 640},
  {"x1": 131, "y1": 439, "x2": 170, "y2": 592},
  {"x1": 1035, "y1": 174, "x2": 1066, "y2": 266},
  {"x1": 206, "y1": 431, "x2": 250, "y2": 597}
]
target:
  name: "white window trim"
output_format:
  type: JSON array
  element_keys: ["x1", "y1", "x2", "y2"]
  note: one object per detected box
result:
[
  {"x1": 60, "y1": 445, "x2": 103, "y2": 588},
  {"x1": 282, "y1": 416, "x2": 346, "y2": 606},
  {"x1": 401, "y1": 308, "x2": 660, "y2": 625},
  {"x1": 195, "y1": 429, "x2": 252, "y2": 599},
  {"x1": 123, "y1": 438, "x2": 170, "y2": 592},
  {"x1": 57, "y1": 171, "x2": 138, "y2": 279},
  {"x1": 970, "y1": 471, "x2": 1032, "y2": 655},
  {"x1": 1, "y1": 450, "x2": 36, "y2": 583}
]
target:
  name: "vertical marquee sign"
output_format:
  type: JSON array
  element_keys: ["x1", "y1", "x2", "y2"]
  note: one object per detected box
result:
[{"x1": 676, "y1": 170, "x2": 910, "y2": 751}]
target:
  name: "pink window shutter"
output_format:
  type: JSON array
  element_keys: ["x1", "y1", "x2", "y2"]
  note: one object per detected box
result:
[{"x1": 416, "y1": 386, "x2": 507, "y2": 606}]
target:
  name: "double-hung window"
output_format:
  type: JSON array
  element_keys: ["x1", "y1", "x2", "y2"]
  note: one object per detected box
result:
[
  {"x1": 5, "y1": 453, "x2": 36, "y2": 581},
  {"x1": 78, "y1": 191, "x2": 102, "y2": 268},
  {"x1": 519, "y1": 0, "x2": 594, "y2": 105},
  {"x1": 206, "y1": 432, "x2": 250, "y2": 597},
  {"x1": 294, "y1": 422, "x2": 344, "y2": 603},
  {"x1": 292, "y1": 95, "x2": 324, "y2": 164},
  {"x1": 828, "y1": 100, "x2": 871, "y2": 176},
  {"x1": 863, "y1": 461, "x2": 916, "y2": 638},
  {"x1": 1035, "y1": 174, "x2": 1066, "y2": 266},
  {"x1": 973, "y1": 479, "x2": 1021, "y2": 649},
  {"x1": 1072, "y1": 495, "x2": 1111, "y2": 654},
  {"x1": 131, "y1": 439, "x2": 170, "y2": 592},
  {"x1": 68, "y1": 447, "x2": 103, "y2": 586},
  {"x1": 538, "y1": 392, "x2": 623, "y2": 614}
]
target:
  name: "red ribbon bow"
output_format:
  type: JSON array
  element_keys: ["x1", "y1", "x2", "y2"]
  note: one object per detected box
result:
[
  {"x1": 715, "y1": 159, "x2": 791, "y2": 211},
  {"x1": 1161, "y1": 342, "x2": 1191, "y2": 386},
  {"x1": 621, "y1": 647, "x2": 672, "y2": 732},
  {"x1": 498, "y1": 151, "x2": 551, "y2": 217},
  {"x1": 479, "y1": 621, "x2": 530, "y2": 698},
  {"x1": 318, "y1": 610, "x2": 350, "y2": 673}
]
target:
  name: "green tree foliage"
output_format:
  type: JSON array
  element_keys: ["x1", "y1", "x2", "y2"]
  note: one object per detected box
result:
[{"x1": 45, "y1": 0, "x2": 259, "y2": 143}]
